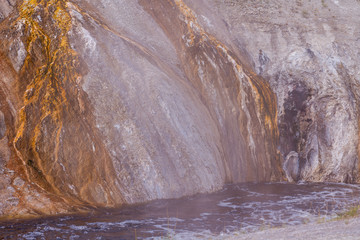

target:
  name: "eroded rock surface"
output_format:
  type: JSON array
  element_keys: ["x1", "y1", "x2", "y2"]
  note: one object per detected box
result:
[
  {"x1": 212, "y1": 0, "x2": 360, "y2": 182},
  {"x1": 0, "y1": 0, "x2": 282, "y2": 218},
  {"x1": 0, "y1": 0, "x2": 359, "y2": 218}
]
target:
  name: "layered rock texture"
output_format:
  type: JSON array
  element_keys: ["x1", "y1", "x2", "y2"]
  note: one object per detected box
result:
[
  {"x1": 213, "y1": 0, "x2": 360, "y2": 183},
  {"x1": 0, "y1": 0, "x2": 359, "y2": 218}
]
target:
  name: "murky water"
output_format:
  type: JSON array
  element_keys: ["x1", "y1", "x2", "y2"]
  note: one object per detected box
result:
[{"x1": 1, "y1": 182, "x2": 360, "y2": 239}]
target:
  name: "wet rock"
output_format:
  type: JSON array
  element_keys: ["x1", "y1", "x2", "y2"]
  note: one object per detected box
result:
[
  {"x1": 0, "y1": 0, "x2": 359, "y2": 218},
  {"x1": 283, "y1": 151, "x2": 299, "y2": 182},
  {"x1": 0, "y1": 0, "x2": 282, "y2": 217}
]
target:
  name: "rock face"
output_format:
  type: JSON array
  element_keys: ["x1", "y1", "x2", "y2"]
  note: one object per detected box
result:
[
  {"x1": 0, "y1": 0, "x2": 359, "y2": 218},
  {"x1": 213, "y1": 0, "x2": 360, "y2": 182}
]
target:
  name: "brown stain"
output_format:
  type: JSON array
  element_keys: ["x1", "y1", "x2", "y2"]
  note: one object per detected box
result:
[
  {"x1": 139, "y1": 0, "x2": 284, "y2": 182},
  {"x1": 10, "y1": 0, "x2": 124, "y2": 208},
  {"x1": 0, "y1": 49, "x2": 71, "y2": 218}
]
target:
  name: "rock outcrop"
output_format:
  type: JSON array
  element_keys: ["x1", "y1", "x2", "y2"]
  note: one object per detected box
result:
[
  {"x1": 0, "y1": 0, "x2": 359, "y2": 218},
  {"x1": 213, "y1": 0, "x2": 360, "y2": 182}
]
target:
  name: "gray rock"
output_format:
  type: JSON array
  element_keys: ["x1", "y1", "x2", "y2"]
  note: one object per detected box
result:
[
  {"x1": 284, "y1": 151, "x2": 299, "y2": 182},
  {"x1": 0, "y1": 0, "x2": 16, "y2": 22},
  {"x1": 213, "y1": 0, "x2": 360, "y2": 182}
]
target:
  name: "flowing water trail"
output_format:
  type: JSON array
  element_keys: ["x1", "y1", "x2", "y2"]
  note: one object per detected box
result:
[{"x1": 1, "y1": 182, "x2": 360, "y2": 239}]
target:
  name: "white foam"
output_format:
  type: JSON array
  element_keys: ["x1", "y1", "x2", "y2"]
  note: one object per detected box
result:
[{"x1": 69, "y1": 225, "x2": 89, "y2": 231}]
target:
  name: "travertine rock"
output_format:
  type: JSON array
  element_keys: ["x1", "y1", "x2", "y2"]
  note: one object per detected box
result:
[{"x1": 0, "y1": 0, "x2": 359, "y2": 218}]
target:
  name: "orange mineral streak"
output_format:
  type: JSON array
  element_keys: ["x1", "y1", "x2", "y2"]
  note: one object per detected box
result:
[
  {"x1": 172, "y1": 0, "x2": 282, "y2": 179},
  {"x1": 11, "y1": 0, "x2": 125, "y2": 207},
  {"x1": 174, "y1": 0, "x2": 279, "y2": 144},
  {"x1": 13, "y1": 0, "x2": 83, "y2": 192}
]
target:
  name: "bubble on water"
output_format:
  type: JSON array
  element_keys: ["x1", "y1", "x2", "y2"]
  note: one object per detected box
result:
[{"x1": 217, "y1": 197, "x2": 243, "y2": 209}]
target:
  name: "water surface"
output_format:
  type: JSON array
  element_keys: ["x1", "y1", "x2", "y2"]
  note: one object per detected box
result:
[{"x1": 1, "y1": 182, "x2": 360, "y2": 239}]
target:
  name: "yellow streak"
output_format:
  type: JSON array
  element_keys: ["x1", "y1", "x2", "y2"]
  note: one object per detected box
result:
[{"x1": 14, "y1": 0, "x2": 81, "y2": 186}]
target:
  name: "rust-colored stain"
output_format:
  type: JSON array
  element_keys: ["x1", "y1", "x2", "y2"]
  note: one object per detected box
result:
[
  {"x1": 15, "y1": 0, "x2": 76, "y2": 185},
  {"x1": 12, "y1": 0, "x2": 124, "y2": 207},
  {"x1": 140, "y1": 0, "x2": 284, "y2": 181},
  {"x1": 174, "y1": 0, "x2": 278, "y2": 135}
]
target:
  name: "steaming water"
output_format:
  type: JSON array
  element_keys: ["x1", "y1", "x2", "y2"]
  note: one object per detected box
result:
[{"x1": 1, "y1": 182, "x2": 360, "y2": 239}]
